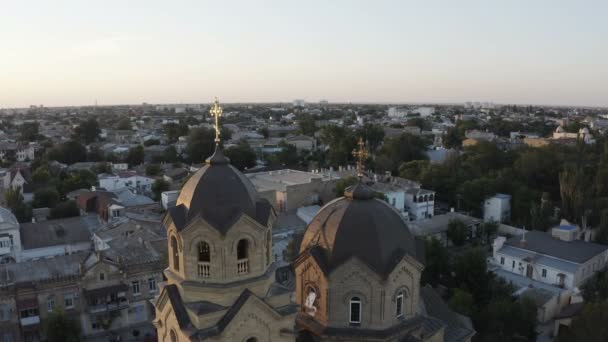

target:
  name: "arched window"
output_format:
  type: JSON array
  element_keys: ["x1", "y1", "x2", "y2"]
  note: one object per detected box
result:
[
  {"x1": 424, "y1": 195, "x2": 428, "y2": 202},
  {"x1": 170, "y1": 329, "x2": 178, "y2": 342},
  {"x1": 197, "y1": 241, "x2": 211, "y2": 277},
  {"x1": 198, "y1": 241, "x2": 210, "y2": 262},
  {"x1": 171, "y1": 236, "x2": 179, "y2": 271},
  {"x1": 237, "y1": 239, "x2": 249, "y2": 274},
  {"x1": 349, "y1": 297, "x2": 361, "y2": 325},
  {"x1": 245, "y1": 338, "x2": 258, "y2": 342},
  {"x1": 396, "y1": 291, "x2": 404, "y2": 317},
  {"x1": 304, "y1": 286, "x2": 318, "y2": 317},
  {"x1": 265, "y1": 230, "x2": 271, "y2": 265},
  {"x1": 413, "y1": 196, "x2": 417, "y2": 203},
  {"x1": 237, "y1": 239, "x2": 249, "y2": 259},
  {"x1": 418, "y1": 196, "x2": 424, "y2": 202},
  {"x1": 429, "y1": 194, "x2": 434, "y2": 201}
]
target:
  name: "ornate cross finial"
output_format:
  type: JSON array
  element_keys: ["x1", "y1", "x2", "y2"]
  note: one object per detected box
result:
[
  {"x1": 209, "y1": 97, "x2": 223, "y2": 144},
  {"x1": 352, "y1": 137, "x2": 369, "y2": 178}
]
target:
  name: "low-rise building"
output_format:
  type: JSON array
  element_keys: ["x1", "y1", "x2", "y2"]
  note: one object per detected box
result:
[
  {"x1": 98, "y1": 171, "x2": 154, "y2": 193},
  {"x1": 246, "y1": 169, "x2": 340, "y2": 212},
  {"x1": 409, "y1": 212, "x2": 482, "y2": 245},
  {"x1": 492, "y1": 231, "x2": 608, "y2": 289},
  {"x1": 483, "y1": 193, "x2": 511, "y2": 223}
]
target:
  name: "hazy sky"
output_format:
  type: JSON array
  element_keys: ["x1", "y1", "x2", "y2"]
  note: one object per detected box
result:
[{"x1": 1, "y1": 0, "x2": 607, "y2": 107}]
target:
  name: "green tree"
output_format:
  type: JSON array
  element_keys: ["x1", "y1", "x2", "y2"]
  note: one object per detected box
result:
[
  {"x1": 186, "y1": 127, "x2": 215, "y2": 163},
  {"x1": 297, "y1": 114, "x2": 317, "y2": 136},
  {"x1": 399, "y1": 160, "x2": 430, "y2": 182},
  {"x1": 5, "y1": 187, "x2": 23, "y2": 212},
  {"x1": 449, "y1": 288, "x2": 474, "y2": 316},
  {"x1": 58, "y1": 170, "x2": 96, "y2": 195},
  {"x1": 377, "y1": 133, "x2": 428, "y2": 174},
  {"x1": 164, "y1": 122, "x2": 189, "y2": 143},
  {"x1": 163, "y1": 146, "x2": 179, "y2": 163},
  {"x1": 46, "y1": 140, "x2": 87, "y2": 165},
  {"x1": 33, "y1": 188, "x2": 60, "y2": 208},
  {"x1": 44, "y1": 310, "x2": 81, "y2": 342},
  {"x1": 447, "y1": 219, "x2": 468, "y2": 246},
  {"x1": 356, "y1": 123, "x2": 385, "y2": 151},
  {"x1": 19, "y1": 122, "x2": 40, "y2": 141},
  {"x1": 559, "y1": 165, "x2": 587, "y2": 223},
  {"x1": 320, "y1": 126, "x2": 357, "y2": 167},
  {"x1": 146, "y1": 164, "x2": 162, "y2": 176},
  {"x1": 479, "y1": 221, "x2": 499, "y2": 244},
  {"x1": 478, "y1": 297, "x2": 537, "y2": 342},
  {"x1": 116, "y1": 117, "x2": 132, "y2": 130},
  {"x1": 126, "y1": 145, "x2": 144, "y2": 166},
  {"x1": 32, "y1": 165, "x2": 51, "y2": 184},
  {"x1": 143, "y1": 139, "x2": 160, "y2": 146},
  {"x1": 225, "y1": 142, "x2": 257, "y2": 171},
  {"x1": 49, "y1": 201, "x2": 80, "y2": 219},
  {"x1": 73, "y1": 118, "x2": 100, "y2": 144},
  {"x1": 276, "y1": 141, "x2": 300, "y2": 168},
  {"x1": 453, "y1": 247, "x2": 490, "y2": 303},
  {"x1": 557, "y1": 301, "x2": 608, "y2": 342},
  {"x1": 421, "y1": 238, "x2": 451, "y2": 286},
  {"x1": 334, "y1": 176, "x2": 358, "y2": 197},
  {"x1": 257, "y1": 127, "x2": 269, "y2": 139},
  {"x1": 152, "y1": 178, "x2": 170, "y2": 201}
]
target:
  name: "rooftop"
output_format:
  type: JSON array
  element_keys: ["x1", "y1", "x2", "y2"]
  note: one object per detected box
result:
[
  {"x1": 20, "y1": 214, "x2": 101, "y2": 250},
  {"x1": 504, "y1": 231, "x2": 608, "y2": 264},
  {"x1": 246, "y1": 169, "x2": 328, "y2": 192}
]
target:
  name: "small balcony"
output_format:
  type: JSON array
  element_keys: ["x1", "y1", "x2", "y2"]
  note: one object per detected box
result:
[
  {"x1": 198, "y1": 262, "x2": 210, "y2": 278},
  {"x1": 88, "y1": 300, "x2": 128, "y2": 314},
  {"x1": 237, "y1": 258, "x2": 249, "y2": 275},
  {"x1": 20, "y1": 315, "x2": 40, "y2": 326}
]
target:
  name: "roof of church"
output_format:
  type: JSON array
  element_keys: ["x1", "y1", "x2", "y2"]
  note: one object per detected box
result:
[
  {"x1": 299, "y1": 182, "x2": 419, "y2": 277},
  {"x1": 165, "y1": 146, "x2": 273, "y2": 234}
]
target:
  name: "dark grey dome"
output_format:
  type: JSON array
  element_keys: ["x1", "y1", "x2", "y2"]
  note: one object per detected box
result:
[
  {"x1": 167, "y1": 147, "x2": 272, "y2": 234},
  {"x1": 299, "y1": 182, "x2": 417, "y2": 276}
]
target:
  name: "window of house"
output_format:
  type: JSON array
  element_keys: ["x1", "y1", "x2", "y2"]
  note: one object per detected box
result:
[
  {"x1": 391, "y1": 198, "x2": 396, "y2": 206},
  {"x1": 512, "y1": 260, "x2": 515, "y2": 268},
  {"x1": 170, "y1": 330, "x2": 178, "y2": 342},
  {"x1": 237, "y1": 239, "x2": 249, "y2": 260},
  {"x1": 64, "y1": 293, "x2": 75, "y2": 309},
  {"x1": 47, "y1": 297, "x2": 55, "y2": 312},
  {"x1": 132, "y1": 281, "x2": 140, "y2": 296},
  {"x1": 500, "y1": 257, "x2": 505, "y2": 265},
  {"x1": 198, "y1": 241, "x2": 210, "y2": 262},
  {"x1": 0, "y1": 304, "x2": 9, "y2": 321},
  {"x1": 396, "y1": 292, "x2": 404, "y2": 317},
  {"x1": 99, "y1": 272, "x2": 105, "y2": 281},
  {"x1": 171, "y1": 236, "x2": 180, "y2": 271},
  {"x1": 349, "y1": 297, "x2": 361, "y2": 325},
  {"x1": 542, "y1": 269, "x2": 547, "y2": 278},
  {"x1": 148, "y1": 278, "x2": 157, "y2": 292},
  {"x1": 3, "y1": 332, "x2": 14, "y2": 342}
]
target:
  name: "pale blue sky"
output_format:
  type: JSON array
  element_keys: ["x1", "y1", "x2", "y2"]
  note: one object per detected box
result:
[{"x1": 1, "y1": 0, "x2": 607, "y2": 107}]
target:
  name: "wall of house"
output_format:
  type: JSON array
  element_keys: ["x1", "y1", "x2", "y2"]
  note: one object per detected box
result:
[
  {"x1": 495, "y1": 251, "x2": 576, "y2": 289},
  {"x1": 20, "y1": 242, "x2": 92, "y2": 261}
]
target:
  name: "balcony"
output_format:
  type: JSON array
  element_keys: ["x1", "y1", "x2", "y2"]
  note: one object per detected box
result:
[
  {"x1": 88, "y1": 301, "x2": 128, "y2": 314},
  {"x1": 198, "y1": 262, "x2": 210, "y2": 278},
  {"x1": 237, "y1": 258, "x2": 249, "y2": 275},
  {"x1": 20, "y1": 316, "x2": 40, "y2": 326}
]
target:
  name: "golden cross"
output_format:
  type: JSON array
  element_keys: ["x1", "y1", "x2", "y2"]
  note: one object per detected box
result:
[
  {"x1": 352, "y1": 137, "x2": 369, "y2": 178},
  {"x1": 209, "y1": 97, "x2": 223, "y2": 144}
]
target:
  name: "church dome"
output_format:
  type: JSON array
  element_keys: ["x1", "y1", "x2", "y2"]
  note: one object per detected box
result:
[
  {"x1": 170, "y1": 147, "x2": 272, "y2": 233},
  {"x1": 299, "y1": 182, "x2": 417, "y2": 276}
]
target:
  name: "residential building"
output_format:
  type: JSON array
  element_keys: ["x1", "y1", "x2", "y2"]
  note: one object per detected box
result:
[
  {"x1": 409, "y1": 212, "x2": 482, "y2": 245},
  {"x1": 98, "y1": 171, "x2": 155, "y2": 193},
  {"x1": 246, "y1": 169, "x2": 341, "y2": 212},
  {"x1": 492, "y1": 231, "x2": 608, "y2": 289},
  {"x1": 483, "y1": 194, "x2": 511, "y2": 223}
]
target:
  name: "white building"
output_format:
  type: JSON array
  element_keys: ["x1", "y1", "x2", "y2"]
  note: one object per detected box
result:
[
  {"x1": 0, "y1": 207, "x2": 21, "y2": 263},
  {"x1": 369, "y1": 176, "x2": 434, "y2": 221},
  {"x1": 387, "y1": 107, "x2": 409, "y2": 118},
  {"x1": 492, "y1": 231, "x2": 608, "y2": 290},
  {"x1": 484, "y1": 194, "x2": 511, "y2": 223},
  {"x1": 411, "y1": 107, "x2": 435, "y2": 117},
  {"x1": 98, "y1": 171, "x2": 155, "y2": 193},
  {"x1": 161, "y1": 190, "x2": 180, "y2": 210}
]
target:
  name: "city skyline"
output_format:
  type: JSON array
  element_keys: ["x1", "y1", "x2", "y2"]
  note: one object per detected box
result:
[{"x1": 2, "y1": 0, "x2": 608, "y2": 108}]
